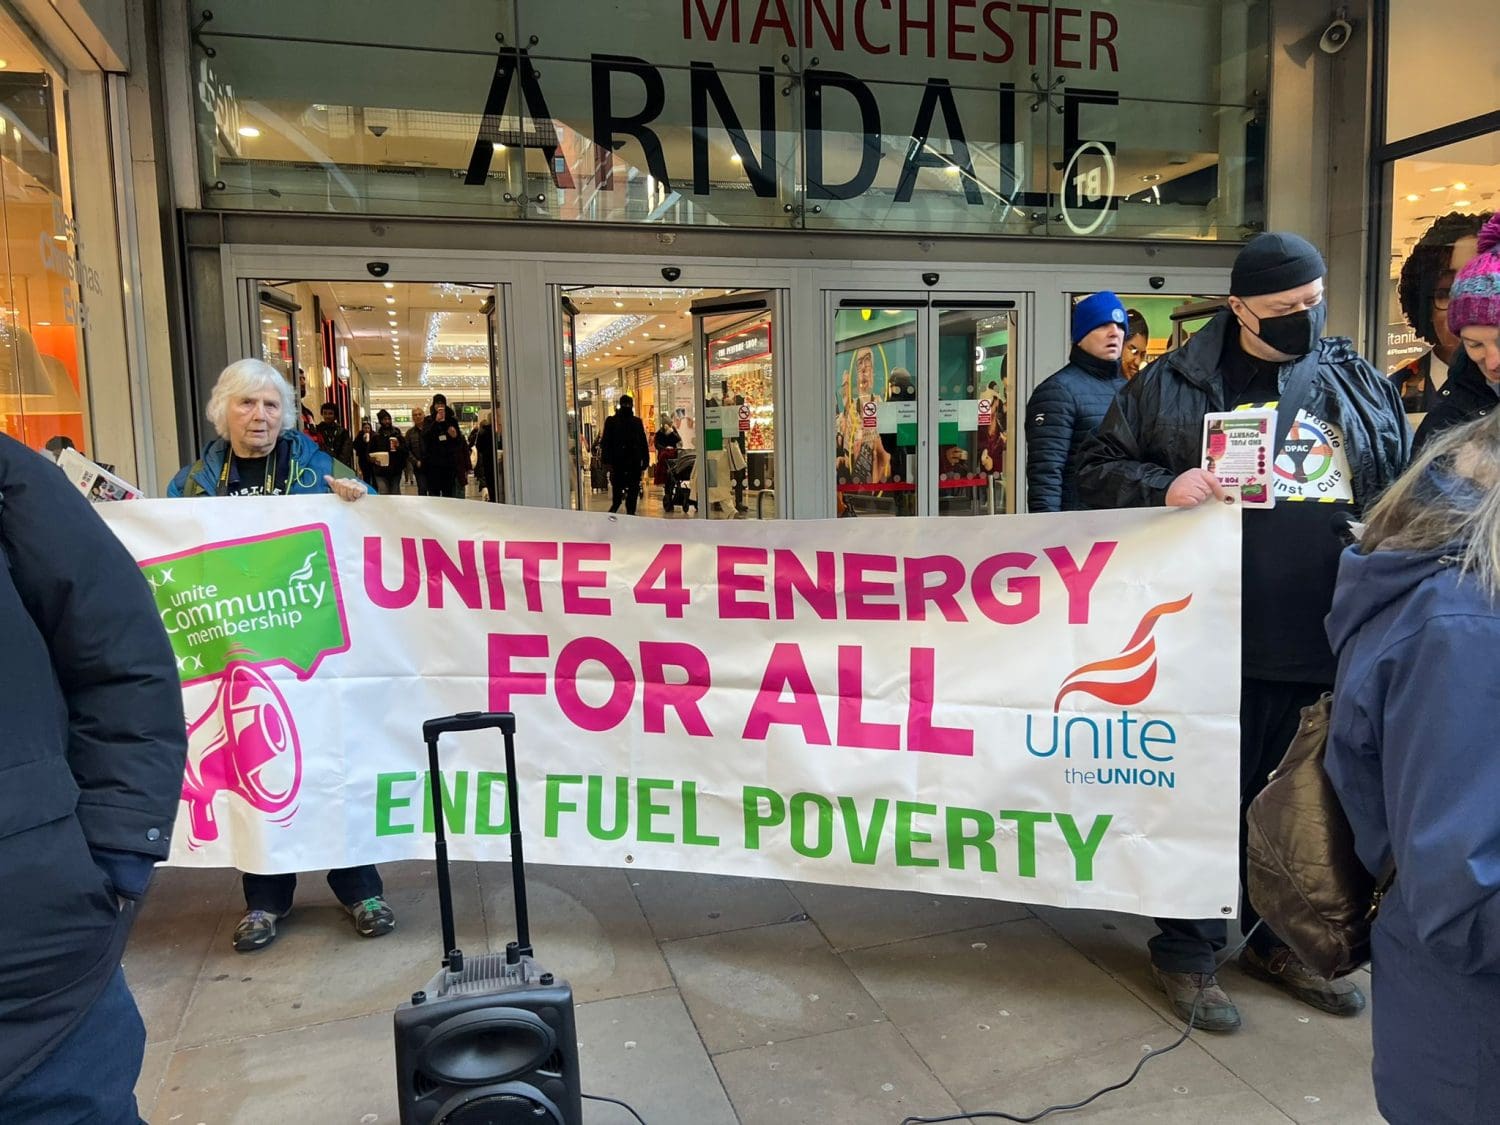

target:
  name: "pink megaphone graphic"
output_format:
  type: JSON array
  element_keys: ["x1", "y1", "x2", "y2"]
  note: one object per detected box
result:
[{"x1": 181, "y1": 658, "x2": 303, "y2": 845}]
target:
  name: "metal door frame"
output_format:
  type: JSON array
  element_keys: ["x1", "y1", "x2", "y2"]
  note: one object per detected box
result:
[{"x1": 826, "y1": 289, "x2": 1029, "y2": 517}]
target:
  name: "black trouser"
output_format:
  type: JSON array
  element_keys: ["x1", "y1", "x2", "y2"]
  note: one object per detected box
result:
[
  {"x1": 609, "y1": 467, "x2": 641, "y2": 514},
  {"x1": 242, "y1": 865, "x2": 383, "y2": 915},
  {"x1": 1149, "y1": 678, "x2": 1328, "y2": 974},
  {"x1": 413, "y1": 468, "x2": 430, "y2": 496}
]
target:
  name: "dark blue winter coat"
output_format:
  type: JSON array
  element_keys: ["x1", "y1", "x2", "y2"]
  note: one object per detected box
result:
[
  {"x1": 1325, "y1": 538, "x2": 1500, "y2": 1125},
  {"x1": 1024, "y1": 346, "x2": 1125, "y2": 512},
  {"x1": 0, "y1": 435, "x2": 186, "y2": 1095}
]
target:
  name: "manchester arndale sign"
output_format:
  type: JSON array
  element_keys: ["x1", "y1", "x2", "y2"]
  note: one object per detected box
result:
[{"x1": 464, "y1": 1, "x2": 1245, "y2": 231}]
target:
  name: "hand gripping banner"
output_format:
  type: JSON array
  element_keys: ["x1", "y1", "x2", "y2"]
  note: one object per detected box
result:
[{"x1": 102, "y1": 499, "x2": 1242, "y2": 918}]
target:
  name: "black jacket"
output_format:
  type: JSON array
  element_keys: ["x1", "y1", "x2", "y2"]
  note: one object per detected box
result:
[
  {"x1": 600, "y1": 408, "x2": 649, "y2": 473},
  {"x1": 1413, "y1": 351, "x2": 1493, "y2": 456},
  {"x1": 0, "y1": 435, "x2": 186, "y2": 1094},
  {"x1": 314, "y1": 421, "x2": 354, "y2": 468},
  {"x1": 1025, "y1": 346, "x2": 1125, "y2": 512},
  {"x1": 1077, "y1": 310, "x2": 1410, "y2": 512}
]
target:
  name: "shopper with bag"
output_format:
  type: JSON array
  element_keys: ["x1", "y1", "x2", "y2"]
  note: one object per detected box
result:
[{"x1": 1324, "y1": 412, "x2": 1500, "y2": 1125}]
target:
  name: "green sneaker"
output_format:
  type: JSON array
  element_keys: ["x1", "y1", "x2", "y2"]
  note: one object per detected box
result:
[
  {"x1": 347, "y1": 896, "x2": 395, "y2": 938},
  {"x1": 233, "y1": 909, "x2": 286, "y2": 953}
]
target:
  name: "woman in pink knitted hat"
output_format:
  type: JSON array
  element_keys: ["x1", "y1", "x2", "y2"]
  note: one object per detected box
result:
[{"x1": 1415, "y1": 211, "x2": 1500, "y2": 453}]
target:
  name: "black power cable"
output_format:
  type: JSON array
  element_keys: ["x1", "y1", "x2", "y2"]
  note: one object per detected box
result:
[
  {"x1": 899, "y1": 922, "x2": 1266, "y2": 1125},
  {"x1": 582, "y1": 1091, "x2": 650, "y2": 1123}
]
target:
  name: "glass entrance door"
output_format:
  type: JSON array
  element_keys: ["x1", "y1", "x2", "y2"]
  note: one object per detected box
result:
[
  {"x1": 691, "y1": 291, "x2": 781, "y2": 520},
  {"x1": 831, "y1": 295, "x2": 1022, "y2": 518}
]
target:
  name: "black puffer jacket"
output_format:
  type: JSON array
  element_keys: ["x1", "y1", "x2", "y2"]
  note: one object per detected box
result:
[
  {"x1": 1077, "y1": 310, "x2": 1410, "y2": 511},
  {"x1": 0, "y1": 435, "x2": 186, "y2": 1094},
  {"x1": 1413, "y1": 350, "x2": 1493, "y2": 456},
  {"x1": 1024, "y1": 347, "x2": 1125, "y2": 512}
]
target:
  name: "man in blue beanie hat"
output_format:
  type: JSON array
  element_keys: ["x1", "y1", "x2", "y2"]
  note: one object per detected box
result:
[
  {"x1": 1023, "y1": 291, "x2": 1128, "y2": 511},
  {"x1": 1076, "y1": 233, "x2": 1410, "y2": 1034}
]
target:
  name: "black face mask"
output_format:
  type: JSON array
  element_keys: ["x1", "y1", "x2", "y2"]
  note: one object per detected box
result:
[{"x1": 1243, "y1": 302, "x2": 1326, "y2": 358}]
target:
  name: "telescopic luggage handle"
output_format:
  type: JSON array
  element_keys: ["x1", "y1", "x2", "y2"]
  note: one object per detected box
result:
[
  {"x1": 422, "y1": 710, "x2": 515, "y2": 740},
  {"x1": 422, "y1": 710, "x2": 531, "y2": 969}
]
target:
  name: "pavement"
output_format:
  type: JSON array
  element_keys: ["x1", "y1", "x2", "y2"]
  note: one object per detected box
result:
[{"x1": 127, "y1": 861, "x2": 1383, "y2": 1124}]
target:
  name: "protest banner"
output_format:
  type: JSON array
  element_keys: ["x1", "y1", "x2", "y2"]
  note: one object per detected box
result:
[{"x1": 101, "y1": 499, "x2": 1242, "y2": 918}]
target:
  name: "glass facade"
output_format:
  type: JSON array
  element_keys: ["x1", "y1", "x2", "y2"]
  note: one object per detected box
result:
[
  {"x1": 0, "y1": 25, "x2": 91, "y2": 453},
  {"x1": 190, "y1": 0, "x2": 1268, "y2": 241},
  {"x1": 1375, "y1": 0, "x2": 1499, "y2": 419}
]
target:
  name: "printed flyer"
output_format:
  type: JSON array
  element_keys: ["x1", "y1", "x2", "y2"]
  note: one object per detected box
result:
[{"x1": 1202, "y1": 409, "x2": 1275, "y2": 507}]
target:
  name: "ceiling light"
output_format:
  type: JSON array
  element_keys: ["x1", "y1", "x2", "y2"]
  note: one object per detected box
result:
[
  {"x1": 238, "y1": 125, "x2": 261, "y2": 138},
  {"x1": 492, "y1": 142, "x2": 507, "y2": 152},
  {"x1": 614, "y1": 301, "x2": 624, "y2": 308},
  {"x1": 35, "y1": 320, "x2": 48, "y2": 325},
  {"x1": 1405, "y1": 193, "x2": 1421, "y2": 202},
  {"x1": 1453, "y1": 181, "x2": 1468, "y2": 191},
  {"x1": 386, "y1": 296, "x2": 395, "y2": 303},
  {"x1": 730, "y1": 153, "x2": 742, "y2": 164},
  {"x1": 0, "y1": 61, "x2": 8, "y2": 69},
  {"x1": 262, "y1": 318, "x2": 273, "y2": 324},
  {"x1": 1430, "y1": 185, "x2": 1447, "y2": 192},
  {"x1": 658, "y1": 322, "x2": 666, "y2": 328},
  {"x1": 1455, "y1": 199, "x2": 1473, "y2": 207},
  {"x1": 52, "y1": 234, "x2": 67, "y2": 242},
  {"x1": 383, "y1": 282, "x2": 394, "y2": 289}
]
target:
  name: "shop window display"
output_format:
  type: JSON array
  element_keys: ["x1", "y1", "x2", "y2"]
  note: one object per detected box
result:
[{"x1": 0, "y1": 58, "x2": 90, "y2": 453}]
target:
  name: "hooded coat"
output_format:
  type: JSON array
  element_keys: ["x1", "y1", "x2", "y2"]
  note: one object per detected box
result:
[
  {"x1": 1325, "y1": 538, "x2": 1500, "y2": 1124},
  {"x1": 0, "y1": 434, "x2": 186, "y2": 1095}
]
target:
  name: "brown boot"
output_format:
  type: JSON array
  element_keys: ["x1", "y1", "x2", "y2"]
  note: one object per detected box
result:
[
  {"x1": 1150, "y1": 965, "x2": 1242, "y2": 1032},
  {"x1": 1239, "y1": 946, "x2": 1366, "y2": 1016}
]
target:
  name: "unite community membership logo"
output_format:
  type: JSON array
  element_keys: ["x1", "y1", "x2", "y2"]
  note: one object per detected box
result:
[
  {"x1": 1024, "y1": 595, "x2": 1193, "y2": 789},
  {"x1": 141, "y1": 525, "x2": 350, "y2": 846}
]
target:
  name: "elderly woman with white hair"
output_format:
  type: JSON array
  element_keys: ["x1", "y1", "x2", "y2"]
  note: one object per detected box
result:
[
  {"x1": 168, "y1": 358, "x2": 366, "y2": 500},
  {"x1": 167, "y1": 359, "x2": 394, "y2": 953}
]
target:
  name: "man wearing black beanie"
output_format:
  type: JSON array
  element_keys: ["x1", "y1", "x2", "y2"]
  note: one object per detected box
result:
[{"x1": 1077, "y1": 232, "x2": 1410, "y2": 1033}]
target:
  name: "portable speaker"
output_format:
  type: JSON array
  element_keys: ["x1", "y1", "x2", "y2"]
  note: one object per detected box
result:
[{"x1": 395, "y1": 712, "x2": 583, "y2": 1125}]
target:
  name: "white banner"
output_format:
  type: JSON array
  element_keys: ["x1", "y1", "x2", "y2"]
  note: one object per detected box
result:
[{"x1": 101, "y1": 499, "x2": 1242, "y2": 918}]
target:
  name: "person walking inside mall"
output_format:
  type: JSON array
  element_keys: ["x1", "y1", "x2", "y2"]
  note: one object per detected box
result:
[
  {"x1": 0, "y1": 433, "x2": 187, "y2": 1123},
  {"x1": 367, "y1": 408, "x2": 408, "y2": 496},
  {"x1": 1077, "y1": 232, "x2": 1410, "y2": 1031},
  {"x1": 314, "y1": 400, "x2": 354, "y2": 468},
  {"x1": 1413, "y1": 212, "x2": 1500, "y2": 454},
  {"x1": 168, "y1": 358, "x2": 396, "y2": 953},
  {"x1": 406, "y1": 405, "x2": 428, "y2": 494},
  {"x1": 1024, "y1": 290, "x2": 1129, "y2": 512},
  {"x1": 601, "y1": 392, "x2": 650, "y2": 515}
]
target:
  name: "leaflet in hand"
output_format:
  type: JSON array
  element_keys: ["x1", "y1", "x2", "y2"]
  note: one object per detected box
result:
[
  {"x1": 1202, "y1": 409, "x2": 1275, "y2": 508},
  {"x1": 56, "y1": 447, "x2": 143, "y2": 502}
]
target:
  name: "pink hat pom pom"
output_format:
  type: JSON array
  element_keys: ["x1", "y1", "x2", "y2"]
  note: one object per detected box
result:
[{"x1": 1479, "y1": 212, "x2": 1500, "y2": 255}]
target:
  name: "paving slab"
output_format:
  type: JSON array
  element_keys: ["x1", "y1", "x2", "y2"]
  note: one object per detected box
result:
[
  {"x1": 630, "y1": 870, "x2": 806, "y2": 941},
  {"x1": 477, "y1": 863, "x2": 673, "y2": 1002},
  {"x1": 576, "y1": 988, "x2": 736, "y2": 1125},
  {"x1": 124, "y1": 866, "x2": 238, "y2": 1044},
  {"x1": 173, "y1": 860, "x2": 485, "y2": 1047},
  {"x1": 957, "y1": 1033, "x2": 1293, "y2": 1124},
  {"x1": 134, "y1": 1040, "x2": 172, "y2": 1122},
  {"x1": 845, "y1": 918, "x2": 1171, "y2": 1099},
  {"x1": 151, "y1": 1011, "x2": 399, "y2": 1123},
  {"x1": 663, "y1": 919, "x2": 884, "y2": 1055},
  {"x1": 786, "y1": 879, "x2": 1031, "y2": 952},
  {"x1": 714, "y1": 1022, "x2": 963, "y2": 1125}
]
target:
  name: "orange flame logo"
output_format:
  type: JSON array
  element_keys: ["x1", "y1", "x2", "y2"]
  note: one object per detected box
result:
[{"x1": 1053, "y1": 595, "x2": 1193, "y2": 712}]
